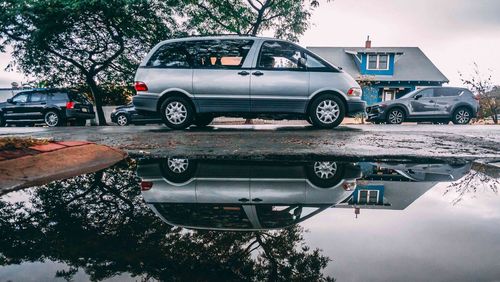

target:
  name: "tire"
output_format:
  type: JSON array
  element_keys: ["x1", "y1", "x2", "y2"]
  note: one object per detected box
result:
[
  {"x1": 386, "y1": 108, "x2": 405, "y2": 124},
  {"x1": 44, "y1": 110, "x2": 62, "y2": 127},
  {"x1": 116, "y1": 114, "x2": 130, "y2": 126},
  {"x1": 159, "y1": 158, "x2": 197, "y2": 184},
  {"x1": 306, "y1": 117, "x2": 313, "y2": 125},
  {"x1": 308, "y1": 94, "x2": 345, "y2": 129},
  {"x1": 194, "y1": 114, "x2": 214, "y2": 127},
  {"x1": 0, "y1": 114, "x2": 6, "y2": 127},
  {"x1": 452, "y1": 107, "x2": 472, "y2": 125},
  {"x1": 305, "y1": 161, "x2": 345, "y2": 188},
  {"x1": 160, "y1": 96, "x2": 194, "y2": 130}
]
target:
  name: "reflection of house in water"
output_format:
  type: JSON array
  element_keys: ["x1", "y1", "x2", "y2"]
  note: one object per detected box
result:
[{"x1": 337, "y1": 162, "x2": 471, "y2": 211}]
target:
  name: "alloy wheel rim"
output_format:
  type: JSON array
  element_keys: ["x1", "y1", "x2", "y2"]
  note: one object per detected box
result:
[
  {"x1": 117, "y1": 115, "x2": 128, "y2": 126},
  {"x1": 316, "y1": 100, "x2": 340, "y2": 124},
  {"x1": 166, "y1": 102, "x2": 187, "y2": 124},
  {"x1": 456, "y1": 110, "x2": 470, "y2": 124},
  {"x1": 314, "y1": 162, "x2": 337, "y2": 179},
  {"x1": 389, "y1": 110, "x2": 403, "y2": 124},
  {"x1": 167, "y1": 158, "x2": 189, "y2": 173},
  {"x1": 45, "y1": 112, "x2": 58, "y2": 127}
]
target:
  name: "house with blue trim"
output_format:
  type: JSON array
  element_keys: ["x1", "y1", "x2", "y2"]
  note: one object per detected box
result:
[{"x1": 308, "y1": 37, "x2": 449, "y2": 106}]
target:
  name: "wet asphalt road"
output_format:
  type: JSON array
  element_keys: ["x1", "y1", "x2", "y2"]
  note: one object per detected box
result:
[{"x1": 1, "y1": 124, "x2": 499, "y2": 162}]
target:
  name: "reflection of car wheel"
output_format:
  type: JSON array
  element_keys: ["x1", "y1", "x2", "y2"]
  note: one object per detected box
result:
[
  {"x1": 452, "y1": 107, "x2": 472, "y2": 125},
  {"x1": 160, "y1": 158, "x2": 197, "y2": 183},
  {"x1": 309, "y1": 95, "x2": 345, "y2": 129},
  {"x1": 0, "y1": 115, "x2": 6, "y2": 127},
  {"x1": 44, "y1": 110, "x2": 62, "y2": 127},
  {"x1": 116, "y1": 114, "x2": 129, "y2": 126},
  {"x1": 160, "y1": 96, "x2": 194, "y2": 130},
  {"x1": 386, "y1": 108, "x2": 405, "y2": 124},
  {"x1": 194, "y1": 114, "x2": 214, "y2": 127},
  {"x1": 305, "y1": 161, "x2": 345, "y2": 188}
]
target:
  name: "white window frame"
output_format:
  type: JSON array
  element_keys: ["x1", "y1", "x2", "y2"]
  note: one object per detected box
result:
[
  {"x1": 357, "y1": 190, "x2": 380, "y2": 204},
  {"x1": 366, "y1": 54, "x2": 390, "y2": 70}
]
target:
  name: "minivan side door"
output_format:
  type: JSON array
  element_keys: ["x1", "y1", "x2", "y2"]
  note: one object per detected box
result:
[
  {"x1": 191, "y1": 39, "x2": 255, "y2": 113},
  {"x1": 250, "y1": 41, "x2": 309, "y2": 113}
]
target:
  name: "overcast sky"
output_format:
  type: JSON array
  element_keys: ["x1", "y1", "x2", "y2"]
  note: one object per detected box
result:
[
  {"x1": 1, "y1": 0, "x2": 499, "y2": 87},
  {"x1": 301, "y1": 0, "x2": 500, "y2": 86}
]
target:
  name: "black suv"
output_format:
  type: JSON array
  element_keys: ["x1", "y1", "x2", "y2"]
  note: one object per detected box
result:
[{"x1": 0, "y1": 89, "x2": 95, "y2": 127}]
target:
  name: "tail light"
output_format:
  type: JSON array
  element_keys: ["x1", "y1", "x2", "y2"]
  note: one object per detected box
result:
[
  {"x1": 135, "y1": 81, "x2": 148, "y2": 92},
  {"x1": 140, "y1": 181, "x2": 153, "y2": 191},
  {"x1": 347, "y1": 87, "x2": 362, "y2": 97},
  {"x1": 66, "y1": 101, "x2": 75, "y2": 109},
  {"x1": 343, "y1": 181, "x2": 357, "y2": 191}
]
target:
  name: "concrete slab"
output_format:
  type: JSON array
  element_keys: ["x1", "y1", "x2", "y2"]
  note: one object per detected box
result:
[{"x1": 29, "y1": 143, "x2": 67, "y2": 152}]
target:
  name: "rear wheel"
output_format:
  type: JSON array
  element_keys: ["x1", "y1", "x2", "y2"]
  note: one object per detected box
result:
[
  {"x1": 194, "y1": 114, "x2": 214, "y2": 127},
  {"x1": 452, "y1": 107, "x2": 472, "y2": 125},
  {"x1": 160, "y1": 96, "x2": 194, "y2": 130},
  {"x1": 305, "y1": 161, "x2": 345, "y2": 188},
  {"x1": 308, "y1": 95, "x2": 345, "y2": 129},
  {"x1": 386, "y1": 108, "x2": 405, "y2": 124},
  {"x1": 160, "y1": 158, "x2": 197, "y2": 183},
  {"x1": 44, "y1": 110, "x2": 62, "y2": 127}
]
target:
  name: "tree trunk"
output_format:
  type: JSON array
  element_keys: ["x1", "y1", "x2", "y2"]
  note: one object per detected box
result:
[{"x1": 86, "y1": 76, "x2": 107, "y2": 126}]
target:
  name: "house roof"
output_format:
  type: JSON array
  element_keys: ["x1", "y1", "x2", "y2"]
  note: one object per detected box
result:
[{"x1": 307, "y1": 47, "x2": 449, "y2": 83}]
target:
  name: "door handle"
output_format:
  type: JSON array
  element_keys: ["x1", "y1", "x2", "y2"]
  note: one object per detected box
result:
[
  {"x1": 252, "y1": 198, "x2": 263, "y2": 202},
  {"x1": 238, "y1": 71, "x2": 250, "y2": 76},
  {"x1": 238, "y1": 198, "x2": 249, "y2": 202},
  {"x1": 252, "y1": 71, "x2": 264, "y2": 76}
]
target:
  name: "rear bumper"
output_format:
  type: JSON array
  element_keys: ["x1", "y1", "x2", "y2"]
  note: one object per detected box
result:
[
  {"x1": 133, "y1": 94, "x2": 159, "y2": 113},
  {"x1": 346, "y1": 100, "x2": 367, "y2": 117},
  {"x1": 65, "y1": 109, "x2": 95, "y2": 120}
]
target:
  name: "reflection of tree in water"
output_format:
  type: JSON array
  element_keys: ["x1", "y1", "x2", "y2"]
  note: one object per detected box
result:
[
  {"x1": 0, "y1": 160, "x2": 333, "y2": 281},
  {"x1": 445, "y1": 164, "x2": 500, "y2": 205}
]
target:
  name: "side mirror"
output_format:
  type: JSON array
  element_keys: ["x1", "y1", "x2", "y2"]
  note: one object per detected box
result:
[
  {"x1": 414, "y1": 94, "x2": 422, "y2": 100},
  {"x1": 7, "y1": 98, "x2": 13, "y2": 104},
  {"x1": 298, "y1": 57, "x2": 307, "y2": 68}
]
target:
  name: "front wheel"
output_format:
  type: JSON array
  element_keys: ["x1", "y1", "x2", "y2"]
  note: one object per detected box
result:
[
  {"x1": 308, "y1": 95, "x2": 345, "y2": 129},
  {"x1": 160, "y1": 97, "x2": 194, "y2": 130},
  {"x1": 44, "y1": 110, "x2": 62, "y2": 127},
  {"x1": 452, "y1": 107, "x2": 472, "y2": 125},
  {"x1": 386, "y1": 108, "x2": 405, "y2": 124},
  {"x1": 116, "y1": 114, "x2": 130, "y2": 126}
]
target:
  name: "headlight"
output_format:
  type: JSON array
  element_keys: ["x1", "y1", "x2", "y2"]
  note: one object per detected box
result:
[{"x1": 347, "y1": 87, "x2": 362, "y2": 97}]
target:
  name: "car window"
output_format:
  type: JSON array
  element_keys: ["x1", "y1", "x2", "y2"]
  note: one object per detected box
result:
[
  {"x1": 48, "y1": 92, "x2": 69, "y2": 101},
  {"x1": 147, "y1": 42, "x2": 192, "y2": 68},
  {"x1": 434, "y1": 88, "x2": 461, "y2": 97},
  {"x1": 258, "y1": 41, "x2": 306, "y2": 70},
  {"x1": 187, "y1": 39, "x2": 254, "y2": 69},
  {"x1": 304, "y1": 52, "x2": 329, "y2": 70},
  {"x1": 417, "y1": 89, "x2": 434, "y2": 98},
  {"x1": 12, "y1": 93, "x2": 28, "y2": 103},
  {"x1": 30, "y1": 92, "x2": 47, "y2": 102}
]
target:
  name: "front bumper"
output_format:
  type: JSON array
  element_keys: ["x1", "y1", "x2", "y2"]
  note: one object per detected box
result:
[
  {"x1": 365, "y1": 105, "x2": 386, "y2": 121},
  {"x1": 346, "y1": 100, "x2": 367, "y2": 117}
]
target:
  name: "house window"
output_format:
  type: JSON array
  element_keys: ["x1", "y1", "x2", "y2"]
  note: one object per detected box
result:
[
  {"x1": 358, "y1": 190, "x2": 379, "y2": 205},
  {"x1": 367, "y1": 54, "x2": 389, "y2": 70}
]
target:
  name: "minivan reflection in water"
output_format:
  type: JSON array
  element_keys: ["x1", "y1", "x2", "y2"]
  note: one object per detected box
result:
[
  {"x1": 138, "y1": 159, "x2": 361, "y2": 231},
  {"x1": 138, "y1": 159, "x2": 472, "y2": 231}
]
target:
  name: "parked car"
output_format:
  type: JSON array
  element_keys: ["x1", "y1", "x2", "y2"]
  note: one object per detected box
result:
[
  {"x1": 132, "y1": 36, "x2": 366, "y2": 129},
  {"x1": 0, "y1": 88, "x2": 95, "y2": 127},
  {"x1": 110, "y1": 103, "x2": 162, "y2": 126},
  {"x1": 366, "y1": 87, "x2": 480, "y2": 125},
  {"x1": 137, "y1": 158, "x2": 361, "y2": 231}
]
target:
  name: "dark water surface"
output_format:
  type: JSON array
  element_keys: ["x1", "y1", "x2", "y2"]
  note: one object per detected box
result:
[{"x1": 0, "y1": 158, "x2": 499, "y2": 281}]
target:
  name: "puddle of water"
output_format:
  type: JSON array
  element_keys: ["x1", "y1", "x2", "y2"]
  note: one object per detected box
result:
[{"x1": 0, "y1": 157, "x2": 499, "y2": 281}]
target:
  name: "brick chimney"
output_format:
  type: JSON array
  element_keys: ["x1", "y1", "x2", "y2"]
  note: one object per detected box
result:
[{"x1": 365, "y1": 35, "x2": 372, "y2": 48}]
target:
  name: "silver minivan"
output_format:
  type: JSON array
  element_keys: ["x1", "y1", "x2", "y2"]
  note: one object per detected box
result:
[{"x1": 133, "y1": 36, "x2": 365, "y2": 129}]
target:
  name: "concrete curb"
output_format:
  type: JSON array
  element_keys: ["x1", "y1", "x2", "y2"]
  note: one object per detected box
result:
[{"x1": 0, "y1": 143, "x2": 128, "y2": 195}]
